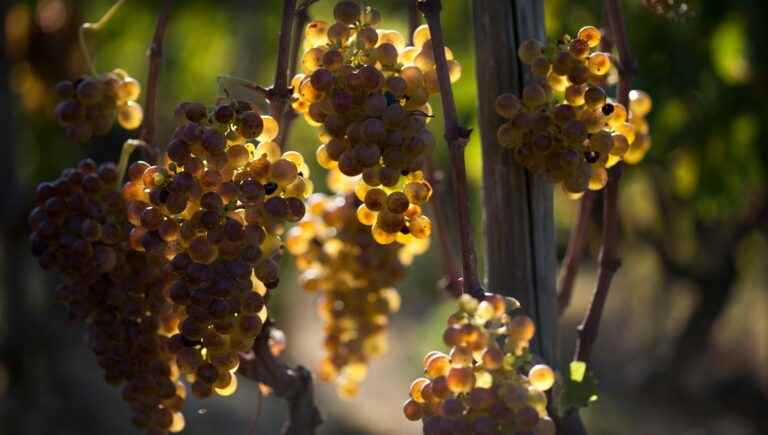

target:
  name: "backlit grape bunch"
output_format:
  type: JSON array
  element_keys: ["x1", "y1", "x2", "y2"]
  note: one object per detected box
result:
[
  {"x1": 286, "y1": 192, "x2": 429, "y2": 397},
  {"x1": 28, "y1": 159, "x2": 188, "y2": 433},
  {"x1": 403, "y1": 294, "x2": 557, "y2": 435},
  {"x1": 122, "y1": 99, "x2": 312, "y2": 402},
  {"x1": 495, "y1": 26, "x2": 653, "y2": 195},
  {"x1": 54, "y1": 69, "x2": 144, "y2": 142},
  {"x1": 291, "y1": 1, "x2": 459, "y2": 243}
]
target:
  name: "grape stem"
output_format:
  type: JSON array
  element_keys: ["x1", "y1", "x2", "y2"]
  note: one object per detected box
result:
[
  {"x1": 78, "y1": 0, "x2": 128, "y2": 76},
  {"x1": 418, "y1": 0, "x2": 483, "y2": 299},
  {"x1": 573, "y1": 0, "x2": 635, "y2": 366},
  {"x1": 238, "y1": 321, "x2": 322, "y2": 435},
  {"x1": 139, "y1": 0, "x2": 174, "y2": 163},
  {"x1": 115, "y1": 139, "x2": 141, "y2": 189},
  {"x1": 557, "y1": 191, "x2": 596, "y2": 315},
  {"x1": 276, "y1": 0, "x2": 319, "y2": 148}
]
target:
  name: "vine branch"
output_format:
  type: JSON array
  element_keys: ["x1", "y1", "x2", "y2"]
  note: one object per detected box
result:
[
  {"x1": 407, "y1": 0, "x2": 420, "y2": 45},
  {"x1": 426, "y1": 158, "x2": 462, "y2": 297},
  {"x1": 573, "y1": 166, "x2": 622, "y2": 363},
  {"x1": 269, "y1": 0, "x2": 298, "y2": 145},
  {"x1": 557, "y1": 191, "x2": 596, "y2": 315},
  {"x1": 239, "y1": 322, "x2": 322, "y2": 435},
  {"x1": 409, "y1": 0, "x2": 460, "y2": 297},
  {"x1": 419, "y1": 0, "x2": 482, "y2": 298},
  {"x1": 139, "y1": 0, "x2": 174, "y2": 163},
  {"x1": 276, "y1": 0, "x2": 318, "y2": 148},
  {"x1": 573, "y1": 0, "x2": 635, "y2": 365}
]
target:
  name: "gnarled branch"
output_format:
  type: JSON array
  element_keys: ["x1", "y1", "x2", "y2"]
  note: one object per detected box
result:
[{"x1": 239, "y1": 323, "x2": 322, "y2": 435}]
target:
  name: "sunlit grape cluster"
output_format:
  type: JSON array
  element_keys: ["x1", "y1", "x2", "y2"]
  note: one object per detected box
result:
[
  {"x1": 123, "y1": 99, "x2": 312, "y2": 402},
  {"x1": 403, "y1": 294, "x2": 557, "y2": 435},
  {"x1": 28, "y1": 160, "x2": 187, "y2": 433},
  {"x1": 54, "y1": 69, "x2": 144, "y2": 142},
  {"x1": 495, "y1": 26, "x2": 653, "y2": 195},
  {"x1": 291, "y1": 1, "x2": 459, "y2": 243},
  {"x1": 31, "y1": 97, "x2": 314, "y2": 433},
  {"x1": 286, "y1": 192, "x2": 429, "y2": 397}
]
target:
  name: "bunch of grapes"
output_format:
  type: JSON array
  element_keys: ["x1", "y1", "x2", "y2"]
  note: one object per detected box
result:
[
  {"x1": 290, "y1": 1, "x2": 459, "y2": 243},
  {"x1": 54, "y1": 69, "x2": 144, "y2": 142},
  {"x1": 28, "y1": 159, "x2": 187, "y2": 434},
  {"x1": 122, "y1": 99, "x2": 312, "y2": 402},
  {"x1": 494, "y1": 26, "x2": 653, "y2": 195},
  {"x1": 403, "y1": 294, "x2": 557, "y2": 435},
  {"x1": 286, "y1": 192, "x2": 429, "y2": 397},
  {"x1": 31, "y1": 95, "x2": 314, "y2": 432}
]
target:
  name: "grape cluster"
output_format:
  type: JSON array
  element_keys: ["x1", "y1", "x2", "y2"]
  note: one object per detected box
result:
[
  {"x1": 54, "y1": 69, "x2": 144, "y2": 142},
  {"x1": 403, "y1": 294, "x2": 556, "y2": 435},
  {"x1": 286, "y1": 192, "x2": 429, "y2": 397},
  {"x1": 291, "y1": 1, "x2": 460, "y2": 243},
  {"x1": 123, "y1": 99, "x2": 312, "y2": 402},
  {"x1": 495, "y1": 26, "x2": 653, "y2": 195},
  {"x1": 28, "y1": 159, "x2": 187, "y2": 434},
  {"x1": 30, "y1": 98, "x2": 312, "y2": 432}
]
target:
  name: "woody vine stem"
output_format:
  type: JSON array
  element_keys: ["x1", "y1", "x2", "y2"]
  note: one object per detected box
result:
[{"x1": 419, "y1": 0, "x2": 483, "y2": 299}]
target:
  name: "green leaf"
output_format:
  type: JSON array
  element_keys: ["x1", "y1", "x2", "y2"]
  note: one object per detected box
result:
[
  {"x1": 563, "y1": 360, "x2": 599, "y2": 409},
  {"x1": 570, "y1": 361, "x2": 586, "y2": 382}
]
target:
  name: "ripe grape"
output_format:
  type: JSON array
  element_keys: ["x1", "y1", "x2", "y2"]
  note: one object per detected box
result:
[
  {"x1": 291, "y1": 2, "x2": 462, "y2": 244},
  {"x1": 33, "y1": 94, "x2": 314, "y2": 432},
  {"x1": 287, "y1": 192, "x2": 428, "y2": 397},
  {"x1": 54, "y1": 69, "x2": 144, "y2": 142},
  {"x1": 493, "y1": 27, "x2": 654, "y2": 194},
  {"x1": 29, "y1": 159, "x2": 187, "y2": 433},
  {"x1": 404, "y1": 294, "x2": 556, "y2": 431}
]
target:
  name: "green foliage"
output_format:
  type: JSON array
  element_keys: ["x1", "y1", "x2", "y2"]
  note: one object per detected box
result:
[{"x1": 562, "y1": 361, "x2": 599, "y2": 409}]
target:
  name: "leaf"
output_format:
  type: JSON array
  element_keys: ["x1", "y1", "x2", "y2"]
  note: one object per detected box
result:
[
  {"x1": 570, "y1": 361, "x2": 586, "y2": 382},
  {"x1": 562, "y1": 360, "x2": 599, "y2": 409}
]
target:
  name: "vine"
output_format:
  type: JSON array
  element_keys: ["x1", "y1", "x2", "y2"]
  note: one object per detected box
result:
[{"x1": 26, "y1": 1, "x2": 658, "y2": 434}]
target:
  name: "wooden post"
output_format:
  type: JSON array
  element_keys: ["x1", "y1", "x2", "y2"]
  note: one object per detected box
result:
[{"x1": 471, "y1": 1, "x2": 557, "y2": 364}]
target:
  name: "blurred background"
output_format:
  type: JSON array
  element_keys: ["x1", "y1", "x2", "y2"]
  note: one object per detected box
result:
[{"x1": 1, "y1": 0, "x2": 766, "y2": 434}]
